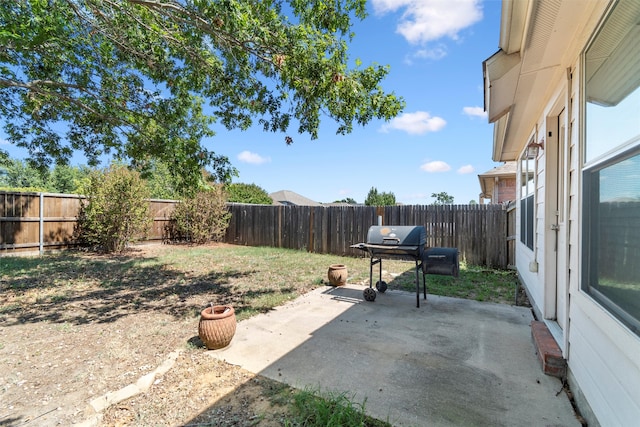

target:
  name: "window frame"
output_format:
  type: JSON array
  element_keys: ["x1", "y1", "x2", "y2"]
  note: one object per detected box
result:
[
  {"x1": 581, "y1": 0, "x2": 640, "y2": 336},
  {"x1": 581, "y1": 147, "x2": 640, "y2": 335},
  {"x1": 519, "y1": 142, "x2": 536, "y2": 250}
]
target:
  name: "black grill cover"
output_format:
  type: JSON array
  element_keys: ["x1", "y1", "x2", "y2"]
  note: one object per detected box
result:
[
  {"x1": 422, "y1": 247, "x2": 459, "y2": 277},
  {"x1": 366, "y1": 226, "x2": 426, "y2": 246}
]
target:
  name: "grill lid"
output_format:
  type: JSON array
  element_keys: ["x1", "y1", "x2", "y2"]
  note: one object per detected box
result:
[{"x1": 366, "y1": 226, "x2": 426, "y2": 246}]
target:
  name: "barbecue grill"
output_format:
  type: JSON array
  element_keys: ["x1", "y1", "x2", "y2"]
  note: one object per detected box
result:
[
  {"x1": 351, "y1": 225, "x2": 428, "y2": 307},
  {"x1": 422, "y1": 247, "x2": 460, "y2": 278}
]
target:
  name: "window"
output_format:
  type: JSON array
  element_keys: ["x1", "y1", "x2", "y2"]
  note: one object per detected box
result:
[
  {"x1": 582, "y1": 0, "x2": 640, "y2": 335},
  {"x1": 520, "y1": 146, "x2": 536, "y2": 250}
]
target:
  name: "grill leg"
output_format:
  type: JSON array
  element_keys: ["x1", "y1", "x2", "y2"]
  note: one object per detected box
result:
[
  {"x1": 369, "y1": 257, "x2": 374, "y2": 289},
  {"x1": 369, "y1": 257, "x2": 382, "y2": 289},
  {"x1": 422, "y1": 271, "x2": 428, "y2": 302},
  {"x1": 415, "y1": 259, "x2": 420, "y2": 308}
]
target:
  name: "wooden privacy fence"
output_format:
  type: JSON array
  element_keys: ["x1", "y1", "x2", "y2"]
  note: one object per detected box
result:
[
  {"x1": 225, "y1": 203, "x2": 509, "y2": 268},
  {"x1": 1, "y1": 192, "x2": 82, "y2": 253},
  {"x1": 1, "y1": 191, "x2": 511, "y2": 268},
  {"x1": 0, "y1": 191, "x2": 175, "y2": 254}
]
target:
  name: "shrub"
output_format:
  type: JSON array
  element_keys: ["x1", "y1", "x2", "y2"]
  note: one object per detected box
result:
[
  {"x1": 76, "y1": 164, "x2": 152, "y2": 253},
  {"x1": 170, "y1": 185, "x2": 231, "y2": 244},
  {"x1": 226, "y1": 182, "x2": 272, "y2": 204}
]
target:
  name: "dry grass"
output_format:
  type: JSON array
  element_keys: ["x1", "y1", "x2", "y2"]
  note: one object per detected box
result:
[{"x1": 0, "y1": 243, "x2": 521, "y2": 426}]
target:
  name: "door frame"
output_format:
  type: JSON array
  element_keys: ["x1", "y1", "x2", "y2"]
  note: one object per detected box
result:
[{"x1": 543, "y1": 96, "x2": 570, "y2": 353}]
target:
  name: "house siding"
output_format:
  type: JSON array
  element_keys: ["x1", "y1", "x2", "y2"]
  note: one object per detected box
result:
[
  {"x1": 512, "y1": 10, "x2": 640, "y2": 424},
  {"x1": 568, "y1": 49, "x2": 640, "y2": 426},
  {"x1": 490, "y1": 1, "x2": 640, "y2": 423},
  {"x1": 570, "y1": 294, "x2": 640, "y2": 426}
]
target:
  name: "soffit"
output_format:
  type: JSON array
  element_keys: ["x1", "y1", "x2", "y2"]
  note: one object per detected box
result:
[
  {"x1": 500, "y1": 0, "x2": 531, "y2": 54},
  {"x1": 483, "y1": 50, "x2": 520, "y2": 123},
  {"x1": 487, "y1": 0, "x2": 606, "y2": 162}
]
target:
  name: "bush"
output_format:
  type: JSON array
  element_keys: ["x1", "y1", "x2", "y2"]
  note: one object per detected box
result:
[
  {"x1": 76, "y1": 164, "x2": 152, "y2": 253},
  {"x1": 226, "y1": 182, "x2": 272, "y2": 204},
  {"x1": 169, "y1": 185, "x2": 231, "y2": 244}
]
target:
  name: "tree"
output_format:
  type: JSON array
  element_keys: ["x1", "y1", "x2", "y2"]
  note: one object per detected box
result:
[
  {"x1": 49, "y1": 164, "x2": 92, "y2": 194},
  {"x1": 0, "y1": 0, "x2": 404, "y2": 192},
  {"x1": 139, "y1": 160, "x2": 182, "y2": 200},
  {"x1": 333, "y1": 197, "x2": 357, "y2": 204},
  {"x1": 431, "y1": 192, "x2": 454, "y2": 205},
  {"x1": 0, "y1": 158, "x2": 92, "y2": 193},
  {"x1": 365, "y1": 187, "x2": 396, "y2": 206},
  {"x1": 226, "y1": 183, "x2": 272, "y2": 204},
  {"x1": 0, "y1": 159, "x2": 47, "y2": 190}
]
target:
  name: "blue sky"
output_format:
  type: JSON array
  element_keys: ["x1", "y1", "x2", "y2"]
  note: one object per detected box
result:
[
  {"x1": 213, "y1": 0, "x2": 503, "y2": 204},
  {"x1": 1, "y1": 0, "x2": 503, "y2": 205}
]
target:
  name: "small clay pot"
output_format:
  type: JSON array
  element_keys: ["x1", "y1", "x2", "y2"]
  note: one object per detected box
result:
[
  {"x1": 327, "y1": 264, "x2": 348, "y2": 286},
  {"x1": 198, "y1": 305, "x2": 236, "y2": 350}
]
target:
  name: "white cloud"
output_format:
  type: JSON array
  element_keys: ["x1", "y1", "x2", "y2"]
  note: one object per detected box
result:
[
  {"x1": 372, "y1": 0, "x2": 483, "y2": 45},
  {"x1": 0, "y1": 138, "x2": 9, "y2": 145},
  {"x1": 380, "y1": 111, "x2": 446, "y2": 135},
  {"x1": 457, "y1": 164, "x2": 475, "y2": 174},
  {"x1": 463, "y1": 106, "x2": 487, "y2": 119},
  {"x1": 403, "y1": 45, "x2": 448, "y2": 64},
  {"x1": 237, "y1": 150, "x2": 271, "y2": 165},
  {"x1": 420, "y1": 160, "x2": 451, "y2": 172}
]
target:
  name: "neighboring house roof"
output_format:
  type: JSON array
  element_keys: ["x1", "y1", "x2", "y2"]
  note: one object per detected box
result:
[
  {"x1": 478, "y1": 162, "x2": 517, "y2": 203},
  {"x1": 322, "y1": 202, "x2": 353, "y2": 207},
  {"x1": 478, "y1": 161, "x2": 517, "y2": 178},
  {"x1": 269, "y1": 190, "x2": 321, "y2": 206}
]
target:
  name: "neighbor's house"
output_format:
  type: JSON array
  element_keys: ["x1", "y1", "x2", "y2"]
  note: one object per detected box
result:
[
  {"x1": 477, "y1": 162, "x2": 517, "y2": 204},
  {"x1": 269, "y1": 190, "x2": 321, "y2": 206},
  {"x1": 483, "y1": 0, "x2": 639, "y2": 425}
]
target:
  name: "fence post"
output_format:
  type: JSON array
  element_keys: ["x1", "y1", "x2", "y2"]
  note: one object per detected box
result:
[
  {"x1": 309, "y1": 207, "x2": 315, "y2": 253},
  {"x1": 278, "y1": 205, "x2": 282, "y2": 248},
  {"x1": 39, "y1": 192, "x2": 44, "y2": 255}
]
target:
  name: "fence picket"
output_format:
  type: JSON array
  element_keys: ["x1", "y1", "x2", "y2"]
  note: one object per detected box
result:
[{"x1": 0, "y1": 191, "x2": 511, "y2": 268}]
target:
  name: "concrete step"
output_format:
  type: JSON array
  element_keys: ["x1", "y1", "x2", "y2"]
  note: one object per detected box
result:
[{"x1": 531, "y1": 320, "x2": 566, "y2": 378}]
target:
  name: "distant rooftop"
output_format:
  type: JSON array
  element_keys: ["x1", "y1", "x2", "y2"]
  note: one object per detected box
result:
[
  {"x1": 478, "y1": 161, "x2": 517, "y2": 178},
  {"x1": 269, "y1": 190, "x2": 322, "y2": 206}
]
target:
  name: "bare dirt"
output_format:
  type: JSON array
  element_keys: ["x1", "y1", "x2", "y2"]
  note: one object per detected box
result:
[
  {"x1": 1, "y1": 244, "x2": 526, "y2": 426},
  {"x1": 0, "y1": 244, "x2": 296, "y2": 427}
]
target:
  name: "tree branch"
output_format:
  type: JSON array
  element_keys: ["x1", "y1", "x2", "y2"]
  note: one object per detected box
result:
[{"x1": 0, "y1": 77, "x2": 137, "y2": 129}]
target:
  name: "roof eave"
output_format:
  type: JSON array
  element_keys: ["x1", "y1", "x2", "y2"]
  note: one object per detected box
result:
[{"x1": 499, "y1": 0, "x2": 532, "y2": 54}]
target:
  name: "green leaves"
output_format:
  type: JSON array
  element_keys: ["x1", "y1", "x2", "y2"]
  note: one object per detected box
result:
[
  {"x1": 431, "y1": 192, "x2": 455, "y2": 205},
  {"x1": 226, "y1": 182, "x2": 272, "y2": 204},
  {"x1": 77, "y1": 164, "x2": 152, "y2": 253},
  {"x1": 365, "y1": 187, "x2": 396, "y2": 206},
  {"x1": 169, "y1": 185, "x2": 231, "y2": 244},
  {"x1": 0, "y1": 0, "x2": 404, "y2": 191}
]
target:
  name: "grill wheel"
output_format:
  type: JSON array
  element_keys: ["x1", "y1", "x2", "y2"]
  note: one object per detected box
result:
[
  {"x1": 375, "y1": 281, "x2": 387, "y2": 293},
  {"x1": 363, "y1": 287, "x2": 377, "y2": 302}
]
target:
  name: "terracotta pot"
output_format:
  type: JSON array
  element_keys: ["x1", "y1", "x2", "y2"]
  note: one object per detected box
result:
[
  {"x1": 327, "y1": 264, "x2": 348, "y2": 286},
  {"x1": 198, "y1": 305, "x2": 236, "y2": 350}
]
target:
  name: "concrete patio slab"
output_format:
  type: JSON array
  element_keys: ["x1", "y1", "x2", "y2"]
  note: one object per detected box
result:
[{"x1": 209, "y1": 284, "x2": 580, "y2": 427}]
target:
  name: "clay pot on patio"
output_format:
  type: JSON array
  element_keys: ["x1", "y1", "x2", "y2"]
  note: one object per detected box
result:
[
  {"x1": 327, "y1": 264, "x2": 348, "y2": 286},
  {"x1": 198, "y1": 305, "x2": 236, "y2": 350}
]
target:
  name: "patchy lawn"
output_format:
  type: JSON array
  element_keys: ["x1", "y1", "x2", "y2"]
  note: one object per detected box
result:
[{"x1": 0, "y1": 243, "x2": 524, "y2": 426}]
